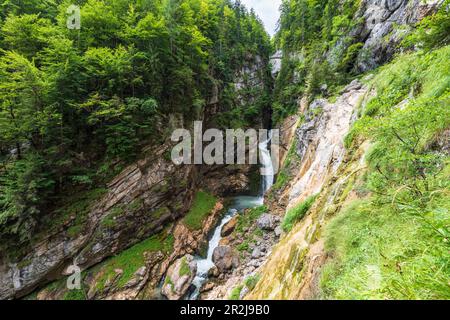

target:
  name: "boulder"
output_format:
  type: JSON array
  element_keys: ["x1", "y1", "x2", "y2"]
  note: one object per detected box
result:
[
  {"x1": 161, "y1": 255, "x2": 197, "y2": 300},
  {"x1": 221, "y1": 216, "x2": 238, "y2": 237},
  {"x1": 251, "y1": 248, "x2": 261, "y2": 259},
  {"x1": 256, "y1": 214, "x2": 278, "y2": 231},
  {"x1": 208, "y1": 266, "x2": 220, "y2": 278},
  {"x1": 212, "y1": 246, "x2": 239, "y2": 273},
  {"x1": 274, "y1": 226, "x2": 283, "y2": 238}
]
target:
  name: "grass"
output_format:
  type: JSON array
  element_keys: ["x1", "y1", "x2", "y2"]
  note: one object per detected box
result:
[
  {"x1": 63, "y1": 288, "x2": 87, "y2": 300},
  {"x1": 37, "y1": 188, "x2": 108, "y2": 240},
  {"x1": 101, "y1": 206, "x2": 125, "y2": 228},
  {"x1": 164, "y1": 275, "x2": 175, "y2": 293},
  {"x1": 244, "y1": 274, "x2": 260, "y2": 291},
  {"x1": 183, "y1": 191, "x2": 218, "y2": 230},
  {"x1": 95, "y1": 231, "x2": 174, "y2": 290},
  {"x1": 320, "y1": 46, "x2": 450, "y2": 299},
  {"x1": 282, "y1": 195, "x2": 318, "y2": 232},
  {"x1": 345, "y1": 45, "x2": 450, "y2": 149},
  {"x1": 235, "y1": 206, "x2": 267, "y2": 235},
  {"x1": 229, "y1": 285, "x2": 243, "y2": 300},
  {"x1": 272, "y1": 137, "x2": 300, "y2": 191},
  {"x1": 320, "y1": 195, "x2": 450, "y2": 300}
]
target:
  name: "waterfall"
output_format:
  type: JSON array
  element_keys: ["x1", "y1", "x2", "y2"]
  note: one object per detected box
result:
[
  {"x1": 258, "y1": 130, "x2": 275, "y2": 195},
  {"x1": 187, "y1": 129, "x2": 275, "y2": 300}
]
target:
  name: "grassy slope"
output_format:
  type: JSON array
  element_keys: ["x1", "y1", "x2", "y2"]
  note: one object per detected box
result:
[{"x1": 320, "y1": 46, "x2": 450, "y2": 300}]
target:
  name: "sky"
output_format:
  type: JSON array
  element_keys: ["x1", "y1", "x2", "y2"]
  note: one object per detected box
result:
[{"x1": 240, "y1": 0, "x2": 282, "y2": 37}]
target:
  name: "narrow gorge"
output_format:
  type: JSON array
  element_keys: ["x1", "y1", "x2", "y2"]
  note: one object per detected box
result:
[{"x1": 0, "y1": 0, "x2": 448, "y2": 301}]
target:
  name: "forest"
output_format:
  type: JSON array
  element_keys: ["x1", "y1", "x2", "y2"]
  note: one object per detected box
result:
[{"x1": 0, "y1": 0, "x2": 271, "y2": 246}]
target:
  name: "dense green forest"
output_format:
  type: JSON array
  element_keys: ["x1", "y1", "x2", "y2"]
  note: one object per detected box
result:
[{"x1": 0, "y1": 0, "x2": 271, "y2": 245}]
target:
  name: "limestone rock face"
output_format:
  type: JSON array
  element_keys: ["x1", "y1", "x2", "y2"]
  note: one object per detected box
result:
[
  {"x1": 354, "y1": 0, "x2": 441, "y2": 71},
  {"x1": 0, "y1": 144, "x2": 194, "y2": 300},
  {"x1": 212, "y1": 246, "x2": 239, "y2": 273},
  {"x1": 247, "y1": 80, "x2": 371, "y2": 300},
  {"x1": 289, "y1": 80, "x2": 367, "y2": 203},
  {"x1": 161, "y1": 255, "x2": 197, "y2": 300}
]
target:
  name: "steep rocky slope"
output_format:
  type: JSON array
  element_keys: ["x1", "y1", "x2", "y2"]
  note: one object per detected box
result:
[{"x1": 246, "y1": 81, "x2": 371, "y2": 299}]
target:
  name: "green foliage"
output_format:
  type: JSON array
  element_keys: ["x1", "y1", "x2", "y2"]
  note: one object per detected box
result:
[
  {"x1": 179, "y1": 257, "x2": 191, "y2": 277},
  {"x1": 321, "y1": 190, "x2": 450, "y2": 299},
  {"x1": 244, "y1": 274, "x2": 260, "y2": 291},
  {"x1": 63, "y1": 288, "x2": 87, "y2": 300},
  {"x1": 282, "y1": 194, "x2": 318, "y2": 232},
  {"x1": 338, "y1": 42, "x2": 364, "y2": 73},
  {"x1": 273, "y1": 137, "x2": 300, "y2": 191},
  {"x1": 272, "y1": 0, "x2": 363, "y2": 123},
  {"x1": 346, "y1": 46, "x2": 450, "y2": 149},
  {"x1": 321, "y1": 45, "x2": 450, "y2": 300},
  {"x1": 101, "y1": 206, "x2": 125, "y2": 229},
  {"x1": 183, "y1": 191, "x2": 217, "y2": 230},
  {"x1": 235, "y1": 205, "x2": 267, "y2": 235},
  {"x1": 95, "y1": 231, "x2": 174, "y2": 290},
  {"x1": 404, "y1": 0, "x2": 450, "y2": 50},
  {"x1": 0, "y1": 0, "x2": 271, "y2": 246}
]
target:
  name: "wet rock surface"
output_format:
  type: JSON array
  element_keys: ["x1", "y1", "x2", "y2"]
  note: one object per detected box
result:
[{"x1": 221, "y1": 216, "x2": 238, "y2": 237}]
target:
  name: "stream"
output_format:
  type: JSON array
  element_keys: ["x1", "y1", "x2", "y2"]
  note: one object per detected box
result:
[{"x1": 188, "y1": 132, "x2": 275, "y2": 300}]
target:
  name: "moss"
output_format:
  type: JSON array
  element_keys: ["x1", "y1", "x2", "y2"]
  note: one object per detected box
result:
[
  {"x1": 237, "y1": 240, "x2": 250, "y2": 252},
  {"x1": 273, "y1": 137, "x2": 300, "y2": 191},
  {"x1": 36, "y1": 188, "x2": 108, "y2": 242},
  {"x1": 101, "y1": 205, "x2": 125, "y2": 228},
  {"x1": 183, "y1": 191, "x2": 217, "y2": 230},
  {"x1": 95, "y1": 231, "x2": 174, "y2": 290},
  {"x1": 67, "y1": 225, "x2": 84, "y2": 237},
  {"x1": 164, "y1": 275, "x2": 175, "y2": 293},
  {"x1": 179, "y1": 257, "x2": 191, "y2": 277},
  {"x1": 22, "y1": 291, "x2": 38, "y2": 300},
  {"x1": 128, "y1": 198, "x2": 143, "y2": 211},
  {"x1": 235, "y1": 206, "x2": 267, "y2": 235},
  {"x1": 152, "y1": 207, "x2": 170, "y2": 219}
]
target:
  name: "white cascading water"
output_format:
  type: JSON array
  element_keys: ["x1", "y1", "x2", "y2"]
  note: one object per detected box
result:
[{"x1": 188, "y1": 131, "x2": 274, "y2": 300}]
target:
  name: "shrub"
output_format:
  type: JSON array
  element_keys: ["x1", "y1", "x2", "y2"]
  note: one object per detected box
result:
[
  {"x1": 244, "y1": 274, "x2": 261, "y2": 291},
  {"x1": 229, "y1": 285, "x2": 243, "y2": 300}
]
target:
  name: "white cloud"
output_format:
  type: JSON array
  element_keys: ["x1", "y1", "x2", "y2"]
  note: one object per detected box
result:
[{"x1": 239, "y1": 0, "x2": 282, "y2": 37}]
